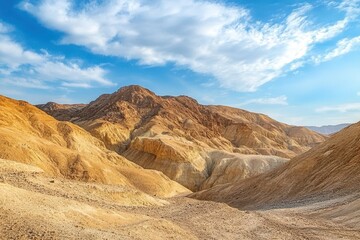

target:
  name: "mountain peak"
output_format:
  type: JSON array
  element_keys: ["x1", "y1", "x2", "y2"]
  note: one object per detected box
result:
[
  {"x1": 116, "y1": 85, "x2": 156, "y2": 96},
  {"x1": 110, "y1": 85, "x2": 159, "y2": 105},
  {"x1": 37, "y1": 102, "x2": 62, "y2": 111}
]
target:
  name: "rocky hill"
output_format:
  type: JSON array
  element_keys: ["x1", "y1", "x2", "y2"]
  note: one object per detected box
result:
[
  {"x1": 0, "y1": 95, "x2": 189, "y2": 199},
  {"x1": 191, "y1": 121, "x2": 360, "y2": 211},
  {"x1": 38, "y1": 85, "x2": 326, "y2": 190},
  {"x1": 1, "y1": 92, "x2": 359, "y2": 239}
]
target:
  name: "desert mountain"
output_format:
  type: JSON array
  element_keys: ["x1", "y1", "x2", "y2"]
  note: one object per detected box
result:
[
  {"x1": 191, "y1": 121, "x2": 360, "y2": 213},
  {"x1": 1, "y1": 93, "x2": 359, "y2": 239},
  {"x1": 38, "y1": 85, "x2": 326, "y2": 191},
  {"x1": 305, "y1": 123, "x2": 351, "y2": 135},
  {"x1": 0, "y1": 95, "x2": 189, "y2": 199},
  {"x1": 37, "y1": 102, "x2": 86, "y2": 121}
]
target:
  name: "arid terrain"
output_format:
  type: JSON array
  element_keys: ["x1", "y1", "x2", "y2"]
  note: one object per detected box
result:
[
  {"x1": 2, "y1": 158, "x2": 360, "y2": 240},
  {"x1": 1, "y1": 87, "x2": 360, "y2": 239},
  {"x1": 2, "y1": 0, "x2": 360, "y2": 238},
  {"x1": 192, "y1": 122, "x2": 360, "y2": 209},
  {"x1": 38, "y1": 85, "x2": 325, "y2": 191}
]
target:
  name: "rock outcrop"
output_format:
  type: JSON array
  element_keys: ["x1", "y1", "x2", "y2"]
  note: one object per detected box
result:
[{"x1": 36, "y1": 102, "x2": 87, "y2": 121}]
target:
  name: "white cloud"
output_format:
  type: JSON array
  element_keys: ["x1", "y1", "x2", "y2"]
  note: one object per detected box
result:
[
  {"x1": 0, "y1": 21, "x2": 112, "y2": 89},
  {"x1": 314, "y1": 36, "x2": 360, "y2": 63},
  {"x1": 337, "y1": 0, "x2": 360, "y2": 19},
  {"x1": 312, "y1": 0, "x2": 360, "y2": 63},
  {"x1": 2, "y1": 78, "x2": 50, "y2": 89},
  {"x1": 0, "y1": 21, "x2": 12, "y2": 33},
  {"x1": 20, "y1": 0, "x2": 353, "y2": 92},
  {"x1": 34, "y1": 61, "x2": 111, "y2": 86},
  {"x1": 238, "y1": 95, "x2": 288, "y2": 106},
  {"x1": 0, "y1": 34, "x2": 43, "y2": 69},
  {"x1": 316, "y1": 102, "x2": 360, "y2": 112}
]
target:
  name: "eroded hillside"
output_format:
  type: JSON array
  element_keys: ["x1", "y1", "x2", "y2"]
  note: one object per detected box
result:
[
  {"x1": 192, "y1": 122, "x2": 360, "y2": 211},
  {"x1": 0, "y1": 95, "x2": 189, "y2": 199},
  {"x1": 38, "y1": 85, "x2": 326, "y2": 190}
]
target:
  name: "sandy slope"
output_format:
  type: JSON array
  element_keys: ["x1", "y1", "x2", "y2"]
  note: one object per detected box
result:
[
  {"x1": 1, "y1": 158, "x2": 360, "y2": 240},
  {"x1": 0, "y1": 95, "x2": 189, "y2": 199},
  {"x1": 191, "y1": 122, "x2": 360, "y2": 210},
  {"x1": 0, "y1": 158, "x2": 194, "y2": 239}
]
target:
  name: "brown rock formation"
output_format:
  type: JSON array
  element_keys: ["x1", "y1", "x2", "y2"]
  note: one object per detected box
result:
[
  {"x1": 36, "y1": 102, "x2": 87, "y2": 121},
  {"x1": 38, "y1": 85, "x2": 326, "y2": 190},
  {"x1": 0, "y1": 95, "x2": 189, "y2": 198}
]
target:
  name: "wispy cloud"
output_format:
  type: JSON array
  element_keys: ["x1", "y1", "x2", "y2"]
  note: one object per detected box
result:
[
  {"x1": 312, "y1": 0, "x2": 360, "y2": 63},
  {"x1": 2, "y1": 78, "x2": 51, "y2": 89},
  {"x1": 0, "y1": 33, "x2": 43, "y2": 69},
  {"x1": 0, "y1": 20, "x2": 113, "y2": 89},
  {"x1": 313, "y1": 36, "x2": 360, "y2": 63},
  {"x1": 20, "y1": 0, "x2": 355, "y2": 92},
  {"x1": 0, "y1": 21, "x2": 13, "y2": 33},
  {"x1": 238, "y1": 95, "x2": 288, "y2": 106},
  {"x1": 337, "y1": 0, "x2": 360, "y2": 19},
  {"x1": 316, "y1": 102, "x2": 360, "y2": 112}
]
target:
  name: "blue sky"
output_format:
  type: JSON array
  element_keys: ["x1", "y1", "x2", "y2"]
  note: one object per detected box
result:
[{"x1": 0, "y1": 0, "x2": 360, "y2": 126}]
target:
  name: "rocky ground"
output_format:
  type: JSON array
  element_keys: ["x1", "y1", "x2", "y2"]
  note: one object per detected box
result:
[{"x1": 1, "y1": 158, "x2": 359, "y2": 240}]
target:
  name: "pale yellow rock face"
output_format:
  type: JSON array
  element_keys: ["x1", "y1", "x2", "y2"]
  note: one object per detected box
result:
[
  {"x1": 0, "y1": 95, "x2": 190, "y2": 198},
  {"x1": 80, "y1": 120, "x2": 131, "y2": 152},
  {"x1": 200, "y1": 151, "x2": 288, "y2": 190},
  {"x1": 38, "y1": 85, "x2": 326, "y2": 191},
  {"x1": 123, "y1": 136, "x2": 209, "y2": 190},
  {"x1": 191, "y1": 122, "x2": 360, "y2": 209}
]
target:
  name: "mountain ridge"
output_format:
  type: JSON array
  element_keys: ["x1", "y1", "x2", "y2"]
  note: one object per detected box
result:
[
  {"x1": 305, "y1": 123, "x2": 351, "y2": 135},
  {"x1": 37, "y1": 85, "x2": 326, "y2": 191}
]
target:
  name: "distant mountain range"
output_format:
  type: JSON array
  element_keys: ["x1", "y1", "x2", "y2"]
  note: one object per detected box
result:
[{"x1": 305, "y1": 124, "x2": 351, "y2": 135}]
